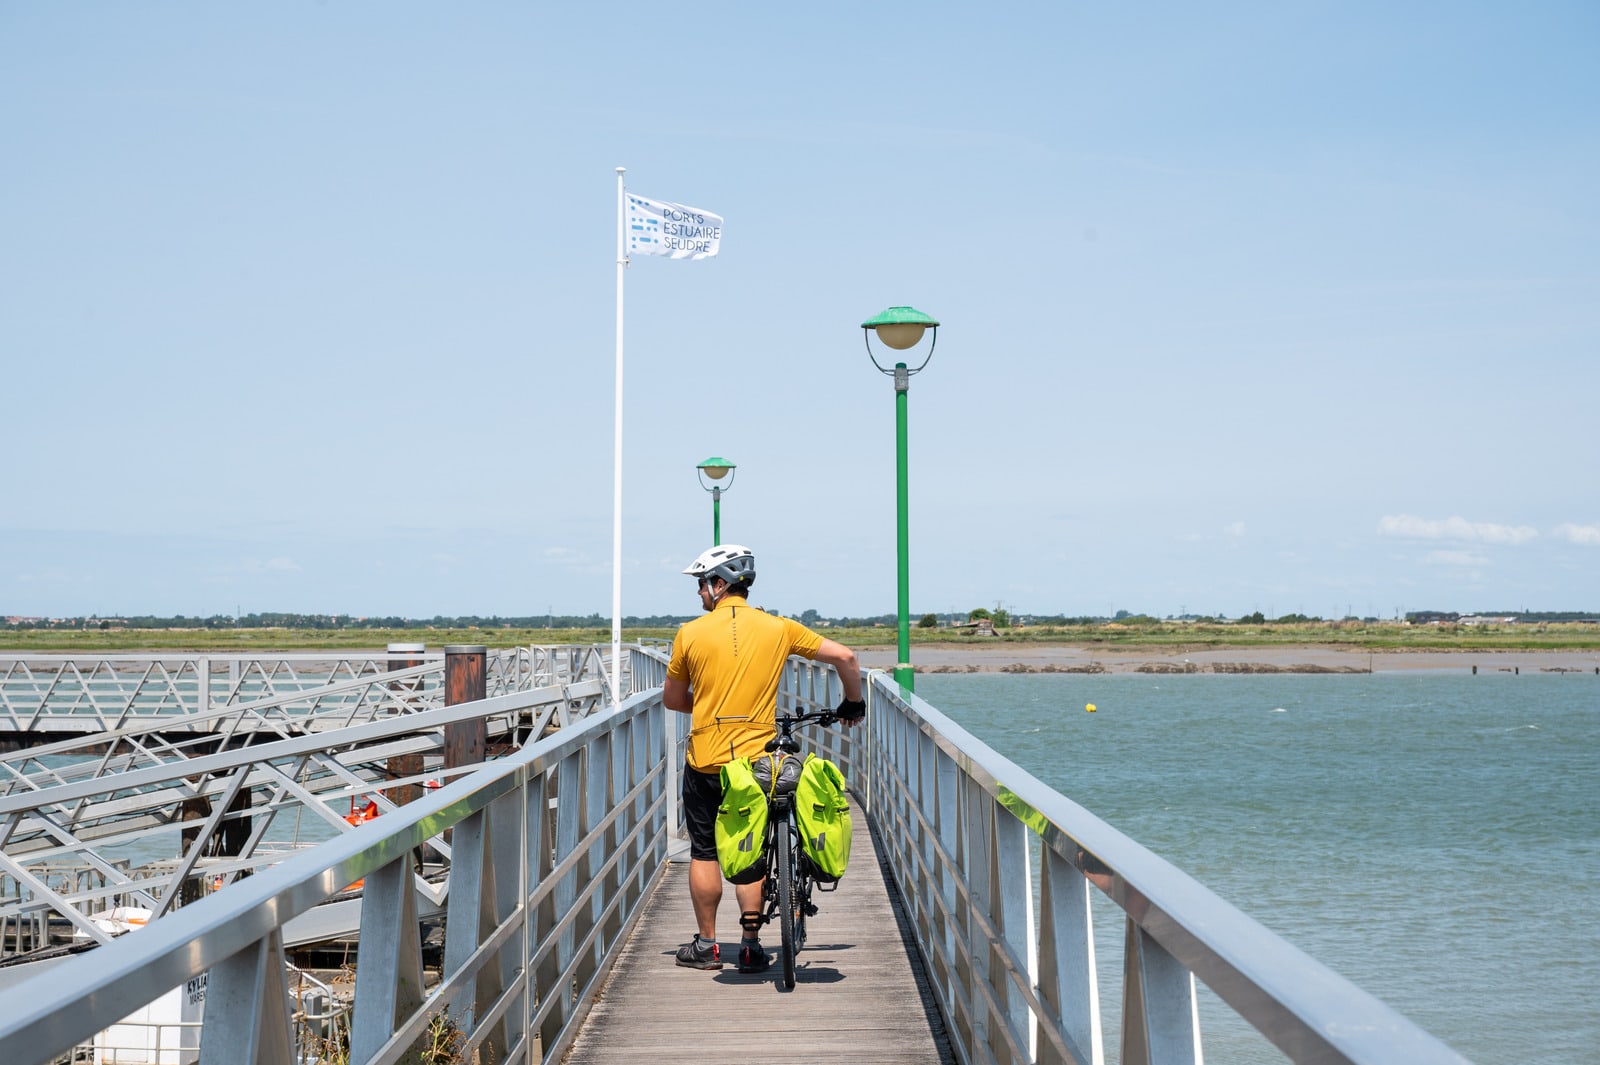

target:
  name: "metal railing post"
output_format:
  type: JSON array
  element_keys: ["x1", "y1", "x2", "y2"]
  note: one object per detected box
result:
[
  {"x1": 349, "y1": 856, "x2": 425, "y2": 1062},
  {"x1": 198, "y1": 929, "x2": 295, "y2": 1065},
  {"x1": 1121, "y1": 920, "x2": 1202, "y2": 1065},
  {"x1": 1037, "y1": 845, "x2": 1103, "y2": 1065}
]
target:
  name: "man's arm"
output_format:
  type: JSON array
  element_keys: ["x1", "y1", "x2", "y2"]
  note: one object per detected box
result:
[
  {"x1": 813, "y1": 638, "x2": 862, "y2": 700},
  {"x1": 663, "y1": 674, "x2": 692, "y2": 714}
]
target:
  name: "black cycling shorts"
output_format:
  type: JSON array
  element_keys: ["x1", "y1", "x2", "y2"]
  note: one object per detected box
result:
[{"x1": 681, "y1": 763, "x2": 723, "y2": 862}]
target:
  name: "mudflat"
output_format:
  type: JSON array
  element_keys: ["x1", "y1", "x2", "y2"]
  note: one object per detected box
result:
[{"x1": 854, "y1": 644, "x2": 1600, "y2": 675}]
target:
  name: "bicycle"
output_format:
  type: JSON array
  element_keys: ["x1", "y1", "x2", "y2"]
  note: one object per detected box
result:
[{"x1": 747, "y1": 706, "x2": 842, "y2": 989}]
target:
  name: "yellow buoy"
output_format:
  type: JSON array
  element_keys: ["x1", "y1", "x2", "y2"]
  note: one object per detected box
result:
[{"x1": 1085, "y1": 703, "x2": 1097, "y2": 713}]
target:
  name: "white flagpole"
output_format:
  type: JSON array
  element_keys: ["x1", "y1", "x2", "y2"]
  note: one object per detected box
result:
[{"x1": 611, "y1": 166, "x2": 626, "y2": 709}]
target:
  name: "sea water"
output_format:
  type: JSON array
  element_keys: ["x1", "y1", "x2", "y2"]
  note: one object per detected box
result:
[{"x1": 916, "y1": 672, "x2": 1600, "y2": 1065}]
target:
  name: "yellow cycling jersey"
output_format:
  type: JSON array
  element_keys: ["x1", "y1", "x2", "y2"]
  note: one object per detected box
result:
[{"x1": 666, "y1": 596, "x2": 824, "y2": 771}]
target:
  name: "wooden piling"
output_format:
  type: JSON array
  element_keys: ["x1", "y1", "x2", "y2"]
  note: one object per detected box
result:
[
  {"x1": 385, "y1": 643, "x2": 427, "y2": 807},
  {"x1": 444, "y1": 645, "x2": 488, "y2": 772}
]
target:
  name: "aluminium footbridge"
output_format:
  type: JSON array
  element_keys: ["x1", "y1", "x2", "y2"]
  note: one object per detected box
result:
[{"x1": 0, "y1": 646, "x2": 1472, "y2": 1065}]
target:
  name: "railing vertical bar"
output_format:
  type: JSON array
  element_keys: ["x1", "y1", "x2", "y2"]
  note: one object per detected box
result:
[
  {"x1": 197, "y1": 929, "x2": 295, "y2": 1065},
  {"x1": 606, "y1": 727, "x2": 629, "y2": 939},
  {"x1": 913, "y1": 723, "x2": 943, "y2": 1000},
  {"x1": 992, "y1": 794, "x2": 1034, "y2": 1062},
  {"x1": 628, "y1": 712, "x2": 650, "y2": 898},
  {"x1": 1037, "y1": 845, "x2": 1104, "y2": 1065},
  {"x1": 526, "y1": 763, "x2": 554, "y2": 1059},
  {"x1": 936, "y1": 734, "x2": 964, "y2": 1038},
  {"x1": 579, "y1": 733, "x2": 610, "y2": 984},
  {"x1": 488, "y1": 786, "x2": 525, "y2": 1059},
  {"x1": 443, "y1": 807, "x2": 489, "y2": 1032},
  {"x1": 349, "y1": 856, "x2": 424, "y2": 1063},
  {"x1": 546, "y1": 751, "x2": 583, "y2": 1044},
  {"x1": 1121, "y1": 917, "x2": 1203, "y2": 1065},
  {"x1": 963, "y1": 771, "x2": 995, "y2": 1059}
]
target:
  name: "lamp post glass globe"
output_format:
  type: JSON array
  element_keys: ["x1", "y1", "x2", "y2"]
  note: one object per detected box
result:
[
  {"x1": 860, "y1": 306, "x2": 939, "y2": 693},
  {"x1": 873, "y1": 322, "x2": 927, "y2": 350},
  {"x1": 695, "y1": 457, "x2": 736, "y2": 545}
]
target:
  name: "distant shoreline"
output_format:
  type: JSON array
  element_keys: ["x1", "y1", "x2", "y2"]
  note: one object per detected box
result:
[
  {"x1": 3, "y1": 632, "x2": 1598, "y2": 675},
  {"x1": 854, "y1": 644, "x2": 1600, "y2": 675}
]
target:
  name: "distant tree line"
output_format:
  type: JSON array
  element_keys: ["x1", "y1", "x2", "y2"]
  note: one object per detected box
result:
[
  {"x1": 1, "y1": 612, "x2": 703, "y2": 631},
  {"x1": 6, "y1": 607, "x2": 1596, "y2": 633}
]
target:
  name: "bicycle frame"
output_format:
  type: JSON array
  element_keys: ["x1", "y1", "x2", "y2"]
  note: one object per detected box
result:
[{"x1": 755, "y1": 709, "x2": 837, "y2": 989}]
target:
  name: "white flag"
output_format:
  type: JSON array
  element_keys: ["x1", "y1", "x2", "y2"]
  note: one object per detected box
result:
[{"x1": 626, "y1": 193, "x2": 723, "y2": 260}]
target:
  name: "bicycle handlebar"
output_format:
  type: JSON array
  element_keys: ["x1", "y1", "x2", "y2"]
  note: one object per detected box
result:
[
  {"x1": 764, "y1": 708, "x2": 840, "y2": 753},
  {"x1": 774, "y1": 708, "x2": 839, "y2": 731}
]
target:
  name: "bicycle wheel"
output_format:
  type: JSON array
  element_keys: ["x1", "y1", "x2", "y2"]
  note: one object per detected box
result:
[
  {"x1": 792, "y1": 836, "x2": 809, "y2": 953},
  {"x1": 776, "y1": 821, "x2": 798, "y2": 988}
]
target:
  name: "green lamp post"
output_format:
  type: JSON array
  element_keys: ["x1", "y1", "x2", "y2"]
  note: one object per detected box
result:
[
  {"x1": 696, "y1": 456, "x2": 737, "y2": 545},
  {"x1": 862, "y1": 306, "x2": 940, "y2": 692}
]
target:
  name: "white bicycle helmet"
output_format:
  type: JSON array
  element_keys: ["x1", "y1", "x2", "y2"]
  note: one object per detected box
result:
[{"x1": 682, "y1": 544, "x2": 757, "y2": 587}]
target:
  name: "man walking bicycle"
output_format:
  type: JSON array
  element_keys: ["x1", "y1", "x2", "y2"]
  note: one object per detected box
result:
[{"x1": 663, "y1": 545, "x2": 865, "y2": 973}]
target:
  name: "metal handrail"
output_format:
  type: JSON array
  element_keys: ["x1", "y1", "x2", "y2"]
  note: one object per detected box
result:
[
  {"x1": 0, "y1": 678, "x2": 607, "y2": 962},
  {"x1": 856, "y1": 669, "x2": 1472, "y2": 1065},
  {"x1": 0, "y1": 668, "x2": 669, "y2": 1065}
]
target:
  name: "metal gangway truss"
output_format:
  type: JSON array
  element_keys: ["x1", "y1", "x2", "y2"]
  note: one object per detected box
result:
[
  {"x1": 0, "y1": 645, "x2": 613, "y2": 737},
  {"x1": 0, "y1": 646, "x2": 614, "y2": 966},
  {"x1": 0, "y1": 647, "x2": 1473, "y2": 1065}
]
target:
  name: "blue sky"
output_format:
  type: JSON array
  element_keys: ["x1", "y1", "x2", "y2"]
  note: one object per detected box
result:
[{"x1": 3, "y1": 2, "x2": 1597, "y2": 621}]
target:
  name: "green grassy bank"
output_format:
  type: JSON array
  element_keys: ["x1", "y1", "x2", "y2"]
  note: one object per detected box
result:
[{"x1": 3, "y1": 620, "x2": 1597, "y2": 654}]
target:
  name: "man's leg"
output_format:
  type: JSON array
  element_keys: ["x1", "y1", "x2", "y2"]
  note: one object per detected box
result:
[
  {"x1": 688, "y1": 857, "x2": 724, "y2": 939},
  {"x1": 677, "y1": 765, "x2": 727, "y2": 969},
  {"x1": 732, "y1": 875, "x2": 770, "y2": 971},
  {"x1": 734, "y1": 877, "x2": 764, "y2": 932}
]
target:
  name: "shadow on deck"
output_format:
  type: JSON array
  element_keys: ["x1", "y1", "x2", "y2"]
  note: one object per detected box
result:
[{"x1": 563, "y1": 814, "x2": 956, "y2": 1063}]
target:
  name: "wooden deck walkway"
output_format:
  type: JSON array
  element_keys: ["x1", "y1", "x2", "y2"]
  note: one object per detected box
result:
[{"x1": 563, "y1": 818, "x2": 956, "y2": 1063}]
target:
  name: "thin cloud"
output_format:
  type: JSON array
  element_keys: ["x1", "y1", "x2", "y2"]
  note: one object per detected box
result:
[
  {"x1": 1425, "y1": 550, "x2": 1489, "y2": 567},
  {"x1": 240, "y1": 557, "x2": 301, "y2": 573},
  {"x1": 16, "y1": 567, "x2": 93, "y2": 585},
  {"x1": 1377, "y1": 515, "x2": 1537, "y2": 545},
  {"x1": 544, "y1": 546, "x2": 609, "y2": 576},
  {"x1": 1553, "y1": 522, "x2": 1600, "y2": 546}
]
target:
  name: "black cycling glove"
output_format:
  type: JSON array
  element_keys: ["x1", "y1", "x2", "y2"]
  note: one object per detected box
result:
[{"x1": 835, "y1": 697, "x2": 866, "y2": 723}]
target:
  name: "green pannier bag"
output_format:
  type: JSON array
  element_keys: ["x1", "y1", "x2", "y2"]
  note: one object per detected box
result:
[
  {"x1": 795, "y1": 754, "x2": 852, "y2": 882},
  {"x1": 716, "y1": 757, "x2": 768, "y2": 884}
]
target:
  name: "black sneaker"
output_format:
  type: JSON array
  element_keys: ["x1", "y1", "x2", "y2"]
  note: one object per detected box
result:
[
  {"x1": 737, "y1": 942, "x2": 771, "y2": 973},
  {"x1": 675, "y1": 936, "x2": 722, "y2": 970}
]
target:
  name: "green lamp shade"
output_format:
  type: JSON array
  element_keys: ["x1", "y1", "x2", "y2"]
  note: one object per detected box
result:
[
  {"x1": 696, "y1": 456, "x2": 735, "y2": 480},
  {"x1": 862, "y1": 306, "x2": 940, "y2": 351}
]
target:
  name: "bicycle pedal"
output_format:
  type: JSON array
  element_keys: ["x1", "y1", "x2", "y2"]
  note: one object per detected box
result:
[{"x1": 803, "y1": 903, "x2": 818, "y2": 917}]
